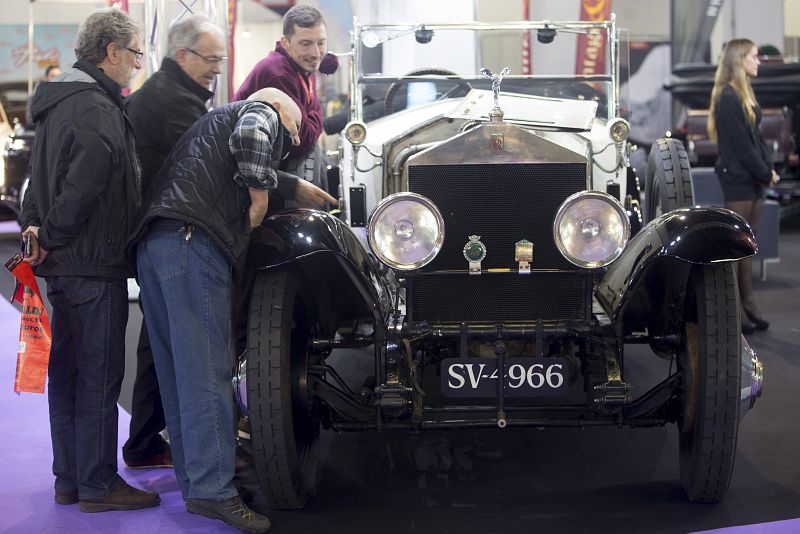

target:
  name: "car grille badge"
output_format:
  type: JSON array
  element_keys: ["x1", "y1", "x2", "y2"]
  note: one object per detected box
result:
[
  {"x1": 463, "y1": 235, "x2": 487, "y2": 275},
  {"x1": 515, "y1": 239, "x2": 533, "y2": 274},
  {"x1": 491, "y1": 133, "x2": 504, "y2": 152}
]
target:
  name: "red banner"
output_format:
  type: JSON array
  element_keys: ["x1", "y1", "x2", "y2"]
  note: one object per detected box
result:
[
  {"x1": 575, "y1": 0, "x2": 612, "y2": 76},
  {"x1": 107, "y1": 0, "x2": 129, "y2": 11},
  {"x1": 229, "y1": 0, "x2": 237, "y2": 100}
]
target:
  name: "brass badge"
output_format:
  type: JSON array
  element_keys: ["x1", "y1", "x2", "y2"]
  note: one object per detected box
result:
[
  {"x1": 491, "y1": 133, "x2": 504, "y2": 152},
  {"x1": 515, "y1": 239, "x2": 533, "y2": 274},
  {"x1": 463, "y1": 235, "x2": 487, "y2": 275}
]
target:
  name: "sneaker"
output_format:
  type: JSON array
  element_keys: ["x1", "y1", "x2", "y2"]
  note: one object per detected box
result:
[
  {"x1": 54, "y1": 489, "x2": 78, "y2": 505},
  {"x1": 186, "y1": 495, "x2": 271, "y2": 533},
  {"x1": 79, "y1": 478, "x2": 160, "y2": 513},
  {"x1": 124, "y1": 447, "x2": 173, "y2": 469}
]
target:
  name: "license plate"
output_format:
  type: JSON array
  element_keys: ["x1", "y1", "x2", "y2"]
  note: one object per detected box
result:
[{"x1": 441, "y1": 357, "x2": 570, "y2": 398}]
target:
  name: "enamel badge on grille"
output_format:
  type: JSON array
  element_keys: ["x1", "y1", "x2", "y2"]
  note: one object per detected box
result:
[
  {"x1": 463, "y1": 235, "x2": 486, "y2": 274},
  {"x1": 515, "y1": 239, "x2": 533, "y2": 274}
]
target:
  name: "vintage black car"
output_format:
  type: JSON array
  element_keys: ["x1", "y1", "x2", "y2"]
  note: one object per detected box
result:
[
  {"x1": 234, "y1": 16, "x2": 764, "y2": 510},
  {"x1": 0, "y1": 81, "x2": 34, "y2": 220}
]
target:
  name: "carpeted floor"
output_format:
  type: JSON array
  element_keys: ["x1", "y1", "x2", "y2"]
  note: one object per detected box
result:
[{"x1": 0, "y1": 295, "x2": 240, "y2": 533}]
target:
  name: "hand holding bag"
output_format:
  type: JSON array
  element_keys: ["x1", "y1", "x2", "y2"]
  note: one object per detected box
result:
[{"x1": 5, "y1": 253, "x2": 52, "y2": 394}]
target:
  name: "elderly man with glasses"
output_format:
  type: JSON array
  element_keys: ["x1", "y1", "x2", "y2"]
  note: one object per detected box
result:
[
  {"x1": 20, "y1": 8, "x2": 159, "y2": 512},
  {"x1": 122, "y1": 13, "x2": 226, "y2": 473}
]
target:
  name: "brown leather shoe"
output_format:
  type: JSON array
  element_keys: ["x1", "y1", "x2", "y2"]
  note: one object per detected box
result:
[
  {"x1": 79, "y1": 478, "x2": 160, "y2": 513},
  {"x1": 124, "y1": 447, "x2": 173, "y2": 469},
  {"x1": 54, "y1": 489, "x2": 78, "y2": 505}
]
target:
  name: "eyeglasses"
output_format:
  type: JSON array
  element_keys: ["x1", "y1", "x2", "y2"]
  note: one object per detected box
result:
[
  {"x1": 124, "y1": 46, "x2": 144, "y2": 61},
  {"x1": 187, "y1": 48, "x2": 227, "y2": 65}
]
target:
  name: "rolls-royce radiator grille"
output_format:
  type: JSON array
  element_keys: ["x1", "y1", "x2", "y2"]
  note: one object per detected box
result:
[
  {"x1": 408, "y1": 163, "x2": 586, "y2": 271},
  {"x1": 407, "y1": 162, "x2": 588, "y2": 322},
  {"x1": 408, "y1": 272, "x2": 589, "y2": 322}
]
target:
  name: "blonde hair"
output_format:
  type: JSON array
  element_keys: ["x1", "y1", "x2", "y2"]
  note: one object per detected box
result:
[{"x1": 708, "y1": 38, "x2": 758, "y2": 142}]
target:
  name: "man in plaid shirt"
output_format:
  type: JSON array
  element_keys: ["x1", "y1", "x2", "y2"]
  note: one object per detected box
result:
[{"x1": 128, "y1": 87, "x2": 332, "y2": 532}]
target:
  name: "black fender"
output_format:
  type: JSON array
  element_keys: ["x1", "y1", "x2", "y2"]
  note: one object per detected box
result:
[
  {"x1": 596, "y1": 206, "x2": 756, "y2": 321},
  {"x1": 246, "y1": 209, "x2": 393, "y2": 336}
]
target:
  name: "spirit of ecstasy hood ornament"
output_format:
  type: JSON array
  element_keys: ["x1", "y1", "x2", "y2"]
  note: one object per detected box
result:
[{"x1": 480, "y1": 67, "x2": 510, "y2": 121}]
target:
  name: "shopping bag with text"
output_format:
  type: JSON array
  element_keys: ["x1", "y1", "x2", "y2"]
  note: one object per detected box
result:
[{"x1": 5, "y1": 254, "x2": 51, "y2": 394}]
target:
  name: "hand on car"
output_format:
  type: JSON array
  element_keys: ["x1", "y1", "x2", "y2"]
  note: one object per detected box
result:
[
  {"x1": 770, "y1": 170, "x2": 780, "y2": 185},
  {"x1": 22, "y1": 226, "x2": 49, "y2": 266},
  {"x1": 294, "y1": 180, "x2": 338, "y2": 209},
  {"x1": 248, "y1": 188, "x2": 269, "y2": 229}
]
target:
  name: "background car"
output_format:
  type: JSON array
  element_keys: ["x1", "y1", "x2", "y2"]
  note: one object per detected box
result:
[
  {"x1": 0, "y1": 81, "x2": 32, "y2": 221},
  {"x1": 665, "y1": 60, "x2": 800, "y2": 179}
]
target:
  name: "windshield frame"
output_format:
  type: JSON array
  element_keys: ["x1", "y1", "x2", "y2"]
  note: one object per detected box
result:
[{"x1": 348, "y1": 17, "x2": 621, "y2": 124}]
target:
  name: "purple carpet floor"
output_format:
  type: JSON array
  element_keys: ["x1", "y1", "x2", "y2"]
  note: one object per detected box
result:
[{"x1": 0, "y1": 297, "x2": 239, "y2": 533}]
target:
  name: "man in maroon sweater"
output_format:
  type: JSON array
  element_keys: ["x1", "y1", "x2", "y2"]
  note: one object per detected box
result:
[{"x1": 234, "y1": 4, "x2": 326, "y2": 164}]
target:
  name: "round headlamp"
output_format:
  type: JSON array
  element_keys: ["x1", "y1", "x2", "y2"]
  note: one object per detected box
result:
[
  {"x1": 609, "y1": 118, "x2": 630, "y2": 143},
  {"x1": 368, "y1": 192, "x2": 444, "y2": 270},
  {"x1": 553, "y1": 191, "x2": 630, "y2": 268},
  {"x1": 344, "y1": 120, "x2": 367, "y2": 146}
]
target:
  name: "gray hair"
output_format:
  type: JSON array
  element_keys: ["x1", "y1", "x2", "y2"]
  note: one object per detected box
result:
[
  {"x1": 167, "y1": 14, "x2": 223, "y2": 59},
  {"x1": 282, "y1": 5, "x2": 324, "y2": 38},
  {"x1": 75, "y1": 8, "x2": 141, "y2": 65}
]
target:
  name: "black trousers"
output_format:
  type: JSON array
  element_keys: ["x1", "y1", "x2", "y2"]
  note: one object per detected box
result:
[{"x1": 122, "y1": 297, "x2": 168, "y2": 462}]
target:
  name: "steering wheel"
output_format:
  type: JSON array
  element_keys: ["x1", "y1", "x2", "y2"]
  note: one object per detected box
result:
[{"x1": 383, "y1": 68, "x2": 472, "y2": 116}]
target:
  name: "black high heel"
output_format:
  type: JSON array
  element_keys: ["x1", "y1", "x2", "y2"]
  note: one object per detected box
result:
[
  {"x1": 743, "y1": 307, "x2": 769, "y2": 331},
  {"x1": 741, "y1": 318, "x2": 757, "y2": 335}
]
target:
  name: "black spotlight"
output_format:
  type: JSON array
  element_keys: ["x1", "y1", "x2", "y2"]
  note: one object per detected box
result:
[
  {"x1": 537, "y1": 27, "x2": 556, "y2": 44},
  {"x1": 415, "y1": 27, "x2": 434, "y2": 44}
]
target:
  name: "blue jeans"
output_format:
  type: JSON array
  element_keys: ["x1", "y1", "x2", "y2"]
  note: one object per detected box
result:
[
  {"x1": 136, "y1": 219, "x2": 237, "y2": 501},
  {"x1": 46, "y1": 276, "x2": 128, "y2": 499}
]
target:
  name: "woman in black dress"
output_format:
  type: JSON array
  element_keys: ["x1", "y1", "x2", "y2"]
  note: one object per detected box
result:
[{"x1": 708, "y1": 38, "x2": 780, "y2": 333}]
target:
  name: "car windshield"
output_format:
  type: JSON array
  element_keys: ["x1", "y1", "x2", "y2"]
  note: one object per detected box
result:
[{"x1": 347, "y1": 19, "x2": 629, "y2": 125}]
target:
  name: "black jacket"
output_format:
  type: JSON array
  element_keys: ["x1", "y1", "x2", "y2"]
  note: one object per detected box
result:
[
  {"x1": 21, "y1": 59, "x2": 141, "y2": 278},
  {"x1": 714, "y1": 85, "x2": 773, "y2": 186},
  {"x1": 125, "y1": 57, "x2": 212, "y2": 196},
  {"x1": 128, "y1": 101, "x2": 284, "y2": 275}
]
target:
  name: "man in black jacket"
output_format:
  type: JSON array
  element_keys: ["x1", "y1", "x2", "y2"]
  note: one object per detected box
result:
[
  {"x1": 122, "y1": 13, "x2": 225, "y2": 471},
  {"x1": 20, "y1": 8, "x2": 159, "y2": 513},
  {"x1": 128, "y1": 87, "x2": 301, "y2": 533}
]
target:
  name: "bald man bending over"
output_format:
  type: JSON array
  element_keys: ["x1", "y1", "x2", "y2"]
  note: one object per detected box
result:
[{"x1": 126, "y1": 88, "x2": 333, "y2": 533}]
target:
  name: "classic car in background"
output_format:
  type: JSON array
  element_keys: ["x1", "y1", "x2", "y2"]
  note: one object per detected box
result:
[
  {"x1": 665, "y1": 60, "x2": 800, "y2": 175},
  {"x1": 0, "y1": 81, "x2": 33, "y2": 221},
  {"x1": 234, "y1": 16, "x2": 764, "y2": 510}
]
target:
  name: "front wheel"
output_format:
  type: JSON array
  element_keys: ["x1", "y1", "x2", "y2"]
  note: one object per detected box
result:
[
  {"x1": 678, "y1": 264, "x2": 741, "y2": 503},
  {"x1": 644, "y1": 138, "x2": 694, "y2": 223},
  {"x1": 246, "y1": 269, "x2": 320, "y2": 509}
]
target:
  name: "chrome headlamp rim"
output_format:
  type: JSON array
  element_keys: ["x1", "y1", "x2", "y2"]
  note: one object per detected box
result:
[
  {"x1": 367, "y1": 192, "x2": 445, "y2": 270},
  {"x1": 553, "y1": 190, "x2": 630, "y2": 269},
  {"x1": 344, "y1": 120, "x2": 368, "y2": 146},
  {"x1": 608, "y1": 117, "x2": 631, "y2": 143}
]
